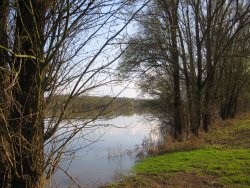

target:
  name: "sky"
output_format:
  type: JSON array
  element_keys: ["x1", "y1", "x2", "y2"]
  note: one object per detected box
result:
[
  {"x1": 83, "y1": 4, "x2": 145, "y2": 99},
  {"x1": 57, "y1": 1, "x2": 149, "y2": 99},
  {"x1": 90, "y1": 81, "x2": 141, "y2": 98}
]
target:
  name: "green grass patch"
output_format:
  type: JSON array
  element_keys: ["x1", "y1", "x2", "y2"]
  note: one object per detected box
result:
[{"x1": 133, "y1": 147, "x2": 250, "y2": 186}]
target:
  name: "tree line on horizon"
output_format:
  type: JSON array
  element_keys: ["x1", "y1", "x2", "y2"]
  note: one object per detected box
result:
[{"x1": 46, "y1": 95, "x2": 150, "y2": 118}]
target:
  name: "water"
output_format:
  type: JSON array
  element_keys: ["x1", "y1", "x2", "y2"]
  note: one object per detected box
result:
[{"x1": 52, "y1": 114, "x2": 159, "y2": 188}]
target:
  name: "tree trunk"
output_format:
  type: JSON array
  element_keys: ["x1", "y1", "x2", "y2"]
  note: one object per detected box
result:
[
  {"x1": 171, "y1": 1, "x2": 182, "y2": 141},
  {"x1": 4, "y1": 0, "x2": 46, "y2": 187},
  {"x1": 192, "y1": 0, "x2": 203, "y2": 136},
  {"x1": 203, "y1": 0, "x2": 212, "y2": 133}
]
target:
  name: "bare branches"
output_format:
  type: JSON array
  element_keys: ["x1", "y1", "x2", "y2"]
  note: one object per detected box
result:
[
  {"x1": 0, "y1": 0, "x2": 150, "y2": 187},
  {"x1": 118, "y1": 0, "x2": 250, "y2": 138}
]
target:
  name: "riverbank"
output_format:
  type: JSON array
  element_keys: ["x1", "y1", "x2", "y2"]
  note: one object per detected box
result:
[{"x1": 102, "y1": 113, "x2": 250, "y2": 187}]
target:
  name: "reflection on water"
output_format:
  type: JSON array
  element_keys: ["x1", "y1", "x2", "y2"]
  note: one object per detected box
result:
[{"x1": 52, "y1": 114, "x2": 161, "y2": 188}]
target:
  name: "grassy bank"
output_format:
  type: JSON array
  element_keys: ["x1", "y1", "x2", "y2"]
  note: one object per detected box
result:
[{"x1": 104, "y1": 113, "x2": 250, "y2": 187}]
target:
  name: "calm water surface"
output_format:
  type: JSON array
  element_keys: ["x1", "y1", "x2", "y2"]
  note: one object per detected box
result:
[{"x1": 53, "y1": 114, "x2": 159, "y2": 188}]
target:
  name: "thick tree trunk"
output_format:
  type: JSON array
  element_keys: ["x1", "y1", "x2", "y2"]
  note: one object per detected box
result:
[
  {"x1": 171, "y1": 1, "x2": 182, "y2": 141},
  {"x1": 192, "y1": 0, "x2": 203, "y2": 136},
  {"x1": 203, "y1": 0, "x2": 212, "y2": 133},
  {"x1": 173, "y1": 62, "x2": 182, "y2": 141},
  {"x1": 2, "y1": 1, "x2": 46, "y2": 187},
  {"x1": 10, "y1": 58, "x2": 45, "y2": 187}
]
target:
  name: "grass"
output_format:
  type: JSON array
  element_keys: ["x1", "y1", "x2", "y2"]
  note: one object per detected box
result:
[
  {"x1": 103, "y1": 113, "x2": 250, "y2": 187},
  {"x1": 134, "y1": 147, "x2": 250, "y2": 186}
]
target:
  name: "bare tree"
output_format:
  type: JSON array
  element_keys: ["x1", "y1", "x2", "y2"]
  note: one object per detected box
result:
[
  {"x1": 119, "y1": 0, "x2": 185, "y2": 140},
  {"x1": 118, "y1": 0, "x2": 250, "y2": 139},
  {"x1": 0, "y1": 0, "x2": 150, "y2": 187}
]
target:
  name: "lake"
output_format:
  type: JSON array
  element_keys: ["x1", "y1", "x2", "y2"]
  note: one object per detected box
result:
[{"x1": 52, "y1": 114, "x2": 160, "y2": 188}]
